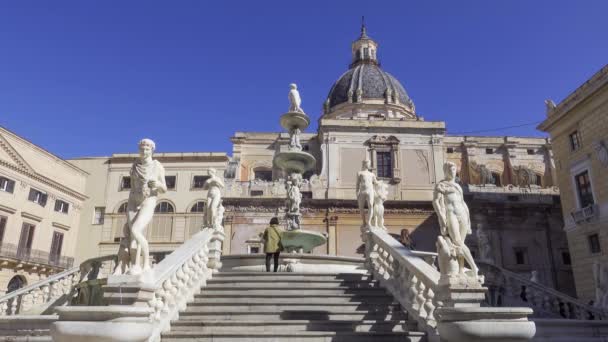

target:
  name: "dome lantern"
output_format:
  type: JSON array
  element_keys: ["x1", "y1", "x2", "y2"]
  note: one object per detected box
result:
[{"x1": 351, "y1": 17, "x2": 379, "y2": 68}]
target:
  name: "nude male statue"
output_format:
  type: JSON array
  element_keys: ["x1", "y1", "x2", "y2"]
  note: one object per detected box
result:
[
  {"x1": 204, "y1": 168, "x2": 225, "y2": 229},
  {"x1": 433, "y1": 161, "x2": 479, "y2": 278},
  {"x1": 125, "y1": 138, "x2": 167, "y2": 275},
  {"x1": 289, "y1": 127, "x2": 302, "y2": 150},
  {"x1": 288, "y1": 83, "x2": 303, "y2": 113},
  {"x1": 356, "y1": 160, "x2": 378, "y2": 227}
]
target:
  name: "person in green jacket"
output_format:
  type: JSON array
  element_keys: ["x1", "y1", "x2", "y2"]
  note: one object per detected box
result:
[{"x1": 263, "y1": 217, "x2": 283, "y2": 272}]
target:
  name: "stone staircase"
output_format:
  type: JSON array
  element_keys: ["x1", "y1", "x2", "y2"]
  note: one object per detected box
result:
[{"x1": 162, "y1": 272, "x2": 426, "y2": 341}]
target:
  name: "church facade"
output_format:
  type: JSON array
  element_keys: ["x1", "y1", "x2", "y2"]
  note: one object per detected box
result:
[{"x1": 67, "y1": 27, "x2": 574, "y2": 295}]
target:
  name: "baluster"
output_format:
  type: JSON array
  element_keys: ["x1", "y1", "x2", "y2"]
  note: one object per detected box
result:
[
  {"x1": 416, "y1": 281, "x2": 427, "y2": 322},
  {"x1": 423, "y1": 286, "x2": 436, "y2": 328},
  {"x1": 0, "y1": 301, "x2": 7, "y2": 316},
  {"x1": 10, "y1": 297, "x2": 18, "y2": 315},
  {"x1": 407, "y1": 274, "x2": 418, "y2": 313}
]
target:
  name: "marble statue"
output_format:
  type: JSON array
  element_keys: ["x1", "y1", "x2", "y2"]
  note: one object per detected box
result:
[
  {"x1": 356, "y1": 160, "x2": 378, "y2": 228},
  {"x1": 289, "y1": 127, "x2": 302, "y2": 151},
  {"x1": 476, "y1": 225, "x2": 493, "y2": 263},
  {"x1": 530, "y1": 270, "x2": 539, "y2": 283},
  {"x1": 594, "y1": 140, "x2": 608, "y2": 168},
  {"x1": 593, "y1": 261, "x2": 608, "y2": 310},
  {"x1": 116, "y1": 138, "x2": 167, "y2": 276},
  {"x1": 203, "y1": 168, "x2": 225, "y2": 229},
  {"x1": 288, "y1": 83, "x2": 303, "y2": 113},
  {"x1": 545, "y1": 99, "x2": 557, "y2": 113},
  {"x1": 479, "y1": 164, "x2": 494, "y2": 185},
  {"x1": 371, "y1": 180, "x2": 388, "y2": 229},
  {"x1": 286, "y1": 173, "x2": 302, "y2": 214},
  {"x1": 433, "y1": 161, "x2": 480, "y2": 281},
  {"x1": 213, "y1": 200, "x2": 225, "y2": 230},
  {"x1": 516, "y1": 166, "x2": 538, "y2": 187}
]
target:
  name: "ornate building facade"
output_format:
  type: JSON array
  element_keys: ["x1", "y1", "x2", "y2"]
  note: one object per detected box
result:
[
  {"x1": 0, "y1": 127, "x2": 87, "y2": 295},
  {"x1": 539, "y1": 64, "x2": 608, "y2": 302},
  {"x1": 68, "y1": 27, "x2": 574, "y2": 295}
]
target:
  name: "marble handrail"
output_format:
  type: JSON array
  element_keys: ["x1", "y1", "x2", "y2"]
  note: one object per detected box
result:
[
  {"x1": 146, "y1": 228, "x2": 219, "y2": 339},
  {"x1": 479, "y1": 261, "x2": 608, "y2": 320},
  {"x1": 363, "y1": 227, "x2": 441, "y2": 336},
  {"x1": 0, "y1": 254, "x2": 116, "y2": 316}
]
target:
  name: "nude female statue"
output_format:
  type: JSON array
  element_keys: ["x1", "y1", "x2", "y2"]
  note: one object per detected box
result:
[
  {"x1": 356, "y1": 160, "x2": 378, "y2": 227},
  {"x1": 433, "y1": 161, "x2": 479, "y2": 278},
  {"x1": 125, "y1": 138, "x2": 167, "y2": 275},
  {"x1": 204, "y1": 168, "x2": 225, "y2": 229}
]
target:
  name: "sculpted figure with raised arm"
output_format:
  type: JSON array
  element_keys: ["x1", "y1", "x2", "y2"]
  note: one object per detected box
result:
[
  {"x1": 120, "y1": 139, "x2": 167, "y2": 275},
  {"x1": 433, "y1": 161, "x2": 480, "y2": 279},
  {"x1": 356, "y1": 160, "x2": 378, "y2": 228},
  {"x1": 204, "y1": 168, "x2": 225, "y2": 229}
]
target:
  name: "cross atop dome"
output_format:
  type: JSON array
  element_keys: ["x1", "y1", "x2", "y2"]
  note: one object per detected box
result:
[{"x1": 351, "y1": 17, "x2": 378, "y2": 67}]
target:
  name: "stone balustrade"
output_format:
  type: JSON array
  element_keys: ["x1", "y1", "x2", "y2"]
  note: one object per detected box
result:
[
  {"x1": 363, "y1": 226, "x2": 441, "y2": 337},
  {"x1": 480, "y1": 261, "x2": 608, "y2": 320},
  {"x1": 0, "y1": 255, "x2": 116, "y2": 316}
]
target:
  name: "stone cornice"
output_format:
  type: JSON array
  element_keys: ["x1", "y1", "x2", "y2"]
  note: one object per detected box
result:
[
  {"x1": 52, "y1": 222, "x2": 71, "y2": 231},
  {"x1": 109, "y1": 153, "x2": 229, "y2": 164},
  {"x1": 538, "y1": 64, "x2": 608, "y2": 132},
  {"x1": 0, "y1": 204, "x2": 16, "y2": 214},
  {"x1": 0, "y1": 159, "x2": 88, "y2": 201},
  {"x1": 21, "y1": 211, "x2": 43, "y2": 222}
]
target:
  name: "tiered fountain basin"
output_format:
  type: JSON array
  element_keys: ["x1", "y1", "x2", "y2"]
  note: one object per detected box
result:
[{"x1": 281, "y1": 230, "x2": 327, "y2": 253}]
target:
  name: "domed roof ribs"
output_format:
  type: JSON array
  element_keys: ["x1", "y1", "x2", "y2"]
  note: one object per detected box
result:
[
  {"x1": 377, "y1": 67, "x2": 393, "y2": 104},
  {"x1": 348, "y1": 64, "x2": 362, "y2": 103},
  {"x1": 356, "y1": 64, "x2": 364, "y2": 102}
]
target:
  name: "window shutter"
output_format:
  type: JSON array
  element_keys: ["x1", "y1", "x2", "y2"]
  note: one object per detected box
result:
[
  {"x1": 6, "y1": 180, "x2": 15, "y2": 193},
  {"x1": 40, "y1": 193, "x2": 48, "y2": 207},
  {"x1": 54, "y1": 200, "x2": 61, "y2": 212},
  {"x1": 28, "y1": 189, "x2": 36, "y2": 201}
]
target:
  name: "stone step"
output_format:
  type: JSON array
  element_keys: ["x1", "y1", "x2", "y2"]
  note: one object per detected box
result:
[
  {"x1": 183, "y1": 302, "x2": 401, "y2": 313},
  {"x1": 178, "y1": 310, "x2": 408, "y2": 321},
  {"x1": 161, "y1": 330, "x2": 425, "y2": 342},
  {"x1": 211, "y1": 274, "x2": 374, "y2": 282},
  {"x1": 169, "y1": 319, "x2": 417, "y2": 333},
  {"x1": 192, "y1": 295, "x2": 395, "y2": 304},
  {"x1": 200, "y1": 287, "x2": 387, "y2": 296},
  {"x1": 205, "y1": 281, "x2": 381, "y2": 288}
]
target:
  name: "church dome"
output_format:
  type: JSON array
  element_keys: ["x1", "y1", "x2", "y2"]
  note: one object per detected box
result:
[{"x1": 323, "y1": 24, "x2": 416, "y2": 119}]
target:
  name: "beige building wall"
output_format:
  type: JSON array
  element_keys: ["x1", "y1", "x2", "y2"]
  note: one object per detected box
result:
[
  {"x1": 538, "y1": 64, "x2": 608, "y2": 301},
  {"x1": 0, "y1": 127, "x2": 87, "y2": 294}
]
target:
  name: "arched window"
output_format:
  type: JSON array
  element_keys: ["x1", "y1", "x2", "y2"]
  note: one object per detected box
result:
[
  {"x1": 117, "y1": 202, "x2": 128, "y2": 213},
  {"x1": 6, "y1": 275, "x2": 26, "y2": 293},
  {"x1": 155, "y1": 201, "x2": 174, "y2": 213},
  {"x1": 190, "y1": 201, "x2": 205, "y2": 213}
]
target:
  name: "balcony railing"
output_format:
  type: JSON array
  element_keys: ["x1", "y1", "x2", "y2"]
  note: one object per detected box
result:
[
  {"x1": 0, "y1": 243, "x2": 74, "y2": 269},
  {"x1": 571, "y1": 204, "x2": 598, "y2": 224}
]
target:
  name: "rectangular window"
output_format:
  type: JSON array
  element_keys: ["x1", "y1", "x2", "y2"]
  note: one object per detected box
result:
[
  {"x1": 17, "y1": 223, "x2": 35, "y2": 258},
  {"x1": 446, "y1": 147, "x2": 454, "y2": 154},
  {"x1": 49, "y1": 231, "x2": 64, "y2": 265},
  {"x1": 250, "y1": 190, "x2": 263, "y2": 196},
  {"x1": 93, "y1": 207, "x2": 105, "y2": 225},
  {"x1": 588, "y1": 234, "x2": 601, "y2": 254},
  {"x1": 575, "y1": 171, "x2": 594, "y2": 208},
  {"x1": 120, "y1": 176, "x2": 131, "y2": 190},
  {"x1": 514, "y1": 248, "x2": 528, "y2": 265},
  {"x1": 249, "y1": 246, "x2": 260, "y2": 254},
  {"x1": 569, "y1": 131, "x2": 581, "y2": 151},
  {"x1": 376, "y1": 151, "x2": 393, "y2": 178},
  {"x1": 527, "y1": 149, "x2": 535, "y2": 155},
  {"x1": 0, "y1": 216, "x2": 6, "y2": 243},
  {"x1": 54, "y1": 199, "x2": 69, "y2": 214},
  {"x1": 28, "y1": 188, "x2": 48, "y2": 207},
  {"x1": 192, "y1": 175, "x2": 210, "y2": 189},
  {"x1": 253, "y1": 170, "x2": 272, "y2": 181},
  {"x1": 561, "y1": 251, "x2": 571, "y2": 265},
  {"x1": 485, "y1": 148, "x2": 494, "y2": 154},
  {"x1": 0, "y1": 177, "x2": 16, "y2": 193},
  {"x1": 301, "y1": 191, "x2": 313, "y2": 199},
  {"x1": 165, "y1": 176, "x2": 176, "y2": 190}
]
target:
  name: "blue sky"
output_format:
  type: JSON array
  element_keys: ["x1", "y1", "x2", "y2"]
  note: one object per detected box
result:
[{"x1": 1, "y1": 1, "x2": 606, "y2": 159}]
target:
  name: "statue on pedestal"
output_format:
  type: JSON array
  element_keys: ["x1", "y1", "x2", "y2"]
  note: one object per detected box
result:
[
  {"x1": 114, "y1": 139, "x2": 167, "y2": 276},
  {"x1": 371, "y1": 180, "x2": 388, "y2": 230},
  {"x1": 476, "y1": 225, "x2": 494, "y2": 263},
  {"x1": 433, "y1": 161, "x2": 481, "y2": 283},
  {"x1": 286, "y1": 173, "x2": 302, "y2": 214},
  {"x1": 204, "y1": 168, "x2": 225, "y2": 230},
  {"x1": 288, "y1": 83, "x2": 303, "y2": 113},
  {"x1": 356, "y1": 160, "x2": 378, "y2": 228},
  {"x1": 289, "y1": 127, "x2": 302, "y2": 151}
]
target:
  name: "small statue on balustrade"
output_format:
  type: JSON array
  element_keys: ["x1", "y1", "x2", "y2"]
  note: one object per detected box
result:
[
  {"x1": 114, "y1": 138, "x2": 167, "y2": 276},
  {"x1": 433, "y1": 161, "x2": 482, "y2": 285},
  {"x1": 371, "y1": 180, "x2": 388, "y2": 230},
  {"x1": 203, "y1": 168, "x2": 225, "y2": 230},
  {"x1": 356, "y1": 160, "x2": 378, "y2": 229}
]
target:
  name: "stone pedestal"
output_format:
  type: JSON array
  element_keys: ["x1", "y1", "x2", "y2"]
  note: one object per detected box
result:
[
  {"x1": 207, "y1": 229, "x2": 225, "y2": 273},
  {"x1": 102, "y1": 274, "x2": 155, "y2": 307}
]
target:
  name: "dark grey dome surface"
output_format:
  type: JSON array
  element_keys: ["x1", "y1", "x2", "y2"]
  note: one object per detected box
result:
[{"x1": 326, "y1": 63, "x2": 411, "y2": 108}]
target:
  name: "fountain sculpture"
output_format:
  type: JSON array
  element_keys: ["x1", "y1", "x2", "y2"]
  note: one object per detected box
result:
[{"x1": 273, "y1": 84, "x2": 326, "y2": 253}]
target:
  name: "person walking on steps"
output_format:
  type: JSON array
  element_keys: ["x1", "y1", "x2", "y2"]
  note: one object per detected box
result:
[{"x1": 263, "y1": 217, "x2": 283, "y2": 272}]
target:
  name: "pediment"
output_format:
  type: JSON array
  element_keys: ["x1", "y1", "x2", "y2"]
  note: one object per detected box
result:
[
  {"x1": 0, "y1": 133, "x2": 33, "y2": 172},
  {"x1": 366, "y1": 135, "x2": 400, "y2": 146}
]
